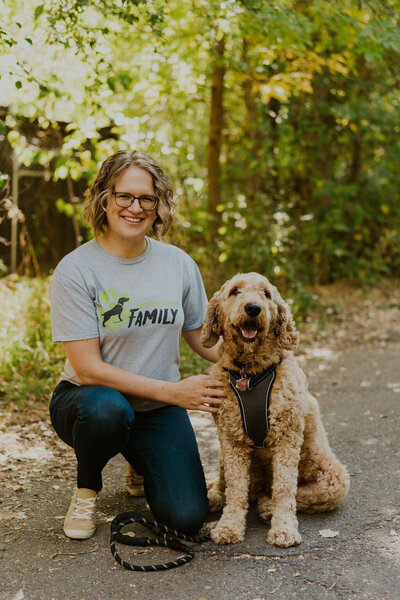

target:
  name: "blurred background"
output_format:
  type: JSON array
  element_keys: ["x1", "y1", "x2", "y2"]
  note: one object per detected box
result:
[{"x1": 1, "y1": 0, "x2": 400, "y2": 403}]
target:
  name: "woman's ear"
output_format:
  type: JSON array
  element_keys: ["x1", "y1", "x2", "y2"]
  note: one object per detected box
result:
[
  {"x1": 200, "y1": 293, "x2": 222, "y2": 348},
  {"x1": 275, "y1": 300, "x2": 299, "y2": 351}
]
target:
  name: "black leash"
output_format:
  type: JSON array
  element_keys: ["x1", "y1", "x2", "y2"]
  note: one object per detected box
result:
[{"x1": 110, "y1": 512, "x2": 210, "y2": 571}]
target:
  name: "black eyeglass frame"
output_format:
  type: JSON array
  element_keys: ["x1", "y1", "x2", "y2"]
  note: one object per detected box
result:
[{"x1": 112, "y1": 191, "x2": 159, "y2": 211}]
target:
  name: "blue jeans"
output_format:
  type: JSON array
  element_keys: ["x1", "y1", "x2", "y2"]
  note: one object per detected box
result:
[{"x1": 50, "y1": 381, "x2": 208, "y2": 535}]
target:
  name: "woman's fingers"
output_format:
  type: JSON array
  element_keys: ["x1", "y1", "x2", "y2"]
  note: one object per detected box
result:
[{"x1": 174, "y1": 374, "x2": 226, "y2": 413}]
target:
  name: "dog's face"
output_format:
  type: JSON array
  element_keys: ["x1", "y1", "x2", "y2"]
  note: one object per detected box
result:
[{"x1": 201, "y1": 272, "x2": 299, "y2": 352}]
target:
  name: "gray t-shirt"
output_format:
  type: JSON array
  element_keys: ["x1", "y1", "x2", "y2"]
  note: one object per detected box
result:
[{"x1": 49, "y1": 237, "x2": 208, "y2": 411}]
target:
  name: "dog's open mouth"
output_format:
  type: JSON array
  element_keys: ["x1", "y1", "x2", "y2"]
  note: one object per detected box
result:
[{"x1": 235, "y1": 321, "x2": 260, "y2": 343}]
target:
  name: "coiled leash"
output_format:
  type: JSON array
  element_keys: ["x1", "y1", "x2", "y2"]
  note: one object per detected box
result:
[{"x1": 110, "y1": 512, "x2": 210, "y2": 571}]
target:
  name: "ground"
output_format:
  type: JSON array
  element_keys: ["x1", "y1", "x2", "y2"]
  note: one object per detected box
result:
[{"x1": 0, "y1": 284, "x2": 399, "y2": 600}]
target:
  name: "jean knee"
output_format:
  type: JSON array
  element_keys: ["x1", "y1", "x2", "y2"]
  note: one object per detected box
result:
[
  {"x1": 155, "y1": 497, "x2": 208, "y2": 536},
  {"x1": 78, "y1": 387, "x2": 134, "y2": 441}
]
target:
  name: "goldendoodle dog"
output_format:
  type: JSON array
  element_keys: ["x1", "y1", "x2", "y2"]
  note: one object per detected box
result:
[{"x1": 200, "y1": 272, "x2": 350, "y2": 547}]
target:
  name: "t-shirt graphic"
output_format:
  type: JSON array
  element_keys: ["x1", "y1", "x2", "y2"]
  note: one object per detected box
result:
[
  {"x1": 99, "y1": 289, "x2": 130, "y2": 330},
  {"x1": 99, "y1": 288, "x2": 180, "y2": 331}
]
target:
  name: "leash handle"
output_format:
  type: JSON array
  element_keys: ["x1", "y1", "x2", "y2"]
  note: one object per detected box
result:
[{"x1": 110, "y1": 512, "x2": 210, "y2": 571}]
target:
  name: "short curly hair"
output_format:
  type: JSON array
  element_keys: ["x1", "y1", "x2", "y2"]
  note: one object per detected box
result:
[{"x1": 83, "y1": 150, "x2": 176, "y2": 239}]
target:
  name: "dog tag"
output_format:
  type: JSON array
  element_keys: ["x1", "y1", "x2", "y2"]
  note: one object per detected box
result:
[{"x1": 235, "y1": 377, "x2": 250, "y2": 392}]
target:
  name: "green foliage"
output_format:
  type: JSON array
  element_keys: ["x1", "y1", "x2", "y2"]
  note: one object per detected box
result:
[
  {"x1": 1, "y1": 0, "x2": 400, "y2": 287},
  {"x1": 179, "y1": 340, "x2": 210, "y2": 380},
  {"x1": 0, "y1": 276, "x2": 65, "y2": 405}
]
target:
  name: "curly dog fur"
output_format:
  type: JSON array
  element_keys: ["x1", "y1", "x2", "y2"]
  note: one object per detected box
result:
[{"x1": 201, "y1": 272, "x2": 350, "y2": 547}]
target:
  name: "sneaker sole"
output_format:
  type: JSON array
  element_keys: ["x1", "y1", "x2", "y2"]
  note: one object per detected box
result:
[{"x1": 64, "y1": 527, "x2": 96, "y2": 539}]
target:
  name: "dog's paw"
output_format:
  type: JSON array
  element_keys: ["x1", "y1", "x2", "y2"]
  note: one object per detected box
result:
[
  {"x1": 210, "y1": 523, "x2": 244, "y2": 545},
  {"x1": 267, "y1": 527, "x2": 302, "y2": 547},
  {"x1": 257, "y1": 497, "x2": 275, "y2": 522},
  {"x1": 208, "y1": 487, "x2": 225, "y2": 512}
]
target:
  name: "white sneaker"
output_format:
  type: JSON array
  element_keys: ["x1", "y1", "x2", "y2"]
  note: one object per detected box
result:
[{"x1": 63, "y1": 488, "x2": 97, "y2": 539}]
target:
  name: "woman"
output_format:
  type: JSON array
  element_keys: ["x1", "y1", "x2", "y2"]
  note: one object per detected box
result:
[{"x1": 49, "y1": 150, "x2": 224, "y2": 540}]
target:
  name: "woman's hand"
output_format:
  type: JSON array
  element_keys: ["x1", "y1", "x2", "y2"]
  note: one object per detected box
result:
[{"x1": 172, "y1": 375, "x2": 225, "y2": 413}]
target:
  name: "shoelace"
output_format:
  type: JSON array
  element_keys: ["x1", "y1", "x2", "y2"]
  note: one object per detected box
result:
[{"x1": 71, "y1": 496, "x2": 96, "y2": 521}]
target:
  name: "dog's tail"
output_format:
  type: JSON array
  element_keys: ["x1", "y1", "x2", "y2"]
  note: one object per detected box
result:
[{"x1": 296, "y1": 460, "x2": 350, "y2": 513}]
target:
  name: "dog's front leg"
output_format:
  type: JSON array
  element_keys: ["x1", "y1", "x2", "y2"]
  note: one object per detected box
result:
[
  {"x1": 210, "y1": 437, "x2": 252, "y2": 544},
  {"x1": 208, "y1": 454, "x2": 225, "y2": 512},
  {"x1": 267, "y1": 437, "x2": 302, "y2": 547}
]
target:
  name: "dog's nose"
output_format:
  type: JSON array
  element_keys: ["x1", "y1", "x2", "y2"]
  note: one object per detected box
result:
[{"x1": 244, "y1": 302, "x2": 261, "y2": 317}]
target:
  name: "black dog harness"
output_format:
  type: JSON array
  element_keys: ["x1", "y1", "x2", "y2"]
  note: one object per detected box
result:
[{"x1": 224, "y1": 361, "x2": 280, "y2": 448}]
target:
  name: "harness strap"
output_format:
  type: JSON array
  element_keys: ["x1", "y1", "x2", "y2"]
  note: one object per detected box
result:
[
  {"x1": 224, "y1": 362, "x2": 279, "y2": 448},
  {"x1": 110, "y1": 512, "x2": 210, "y2": 571}
]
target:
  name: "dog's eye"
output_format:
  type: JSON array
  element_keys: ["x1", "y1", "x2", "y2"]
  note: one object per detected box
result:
[
  {"x1": 229, "y1": 287, "x2": 239, "y2": 296},
  {"x1": 263, "y1": 290, "x2": 271, "y2": 299}
]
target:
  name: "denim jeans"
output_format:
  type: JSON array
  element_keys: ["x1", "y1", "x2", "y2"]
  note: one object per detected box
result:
[{"x1": 50, "y1": 380, "x2": 208, "y2": 535}]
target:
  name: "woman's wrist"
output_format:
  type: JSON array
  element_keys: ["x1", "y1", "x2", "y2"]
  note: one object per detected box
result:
[{"x1": 153, "y1": 380, "x2": 177, "y2": 405}]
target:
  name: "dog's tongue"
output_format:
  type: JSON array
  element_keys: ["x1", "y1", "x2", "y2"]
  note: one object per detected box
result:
[{"x1": 241, "y1": 327, "x2": 257, "y2": 339}]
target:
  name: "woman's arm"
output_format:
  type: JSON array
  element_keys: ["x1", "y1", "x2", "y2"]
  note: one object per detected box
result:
[
  {"x1": 182, "y1": 326, "x2": 221, "y2": 363},
  {"x1": 63, "y1": 338, "x2": 224, "y2": 414}
]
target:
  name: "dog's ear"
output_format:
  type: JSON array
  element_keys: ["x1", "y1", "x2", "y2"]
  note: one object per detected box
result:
[
  {"x1": 200, "y1": 293, "x2": 222, "y2": 348},
  {"x1": 275, "y1": 300, "x2": 299, "y2": 351}
]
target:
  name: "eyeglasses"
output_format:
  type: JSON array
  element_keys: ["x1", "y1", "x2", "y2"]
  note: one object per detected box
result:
[{"x1": 112, "y1": 192, "x2": 158, "y2": 211}]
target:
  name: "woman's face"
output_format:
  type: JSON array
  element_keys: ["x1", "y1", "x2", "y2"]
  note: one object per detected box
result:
[{"x1": 103, "y1": 165, "x2": 157, "y2": 251}]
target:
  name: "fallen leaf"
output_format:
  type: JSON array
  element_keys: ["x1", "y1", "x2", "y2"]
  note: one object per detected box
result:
[
  {"x1": 0, "y1": 511, "x2": 27, "y2": 522},
  {"x1": 319, "y1": 529, "x2": 339, "y2": 538}
]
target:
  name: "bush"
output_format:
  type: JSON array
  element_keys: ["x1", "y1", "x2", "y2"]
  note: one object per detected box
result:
[{"x1": 0, "y1": 276, "x2": 64, "y2": 405}]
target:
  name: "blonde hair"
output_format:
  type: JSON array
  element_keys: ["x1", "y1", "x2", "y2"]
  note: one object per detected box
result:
[{"x1": 83, "y1": 150, "x2": 176, "y2": 239}]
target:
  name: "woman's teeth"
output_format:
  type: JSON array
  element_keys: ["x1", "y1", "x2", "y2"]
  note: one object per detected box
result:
[{"x1": 123, "y1": 216, "x2": 142, "y2": 223}]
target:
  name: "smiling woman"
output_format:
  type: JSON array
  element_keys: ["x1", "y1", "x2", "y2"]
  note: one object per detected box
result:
[{"x1": 48, "y1": 149, "x2": 226, "y2": 542}]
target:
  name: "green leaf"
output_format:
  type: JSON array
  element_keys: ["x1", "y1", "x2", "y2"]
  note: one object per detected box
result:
[
  {"x1": 109, "y1": 288, "x2": 119, "y2": 299},
  {"x1": 34, "y1": 4, "x2": 44, "y2": 19}
]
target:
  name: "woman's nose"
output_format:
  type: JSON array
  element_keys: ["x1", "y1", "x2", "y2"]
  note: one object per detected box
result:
[{"x1": 129, "y1": 198, "x2": 142, "y2": 213}]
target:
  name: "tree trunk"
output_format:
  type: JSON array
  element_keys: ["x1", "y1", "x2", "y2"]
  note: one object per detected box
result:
[
  {"x1": 207, "y1": 37, "x2": 225, "y2": 217},
  {"x1": 242, "y1": 39, "x2": 263, "y2": 202},
  {"x1": 66, "y1": 173, "x2": 82, "y2": 248}
]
